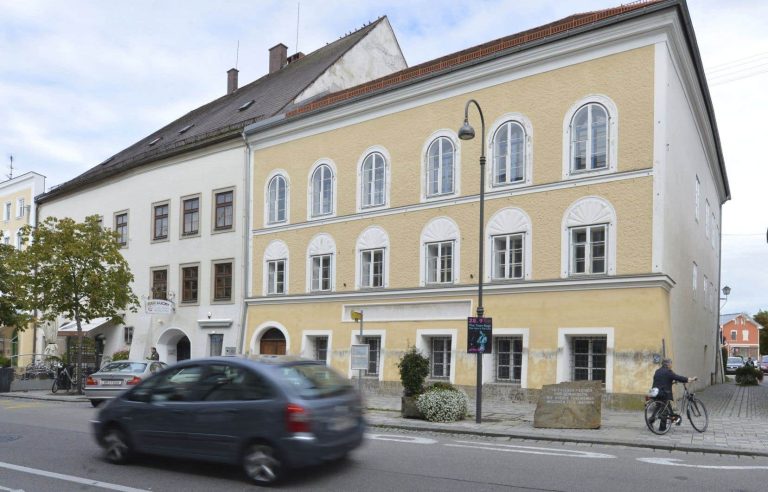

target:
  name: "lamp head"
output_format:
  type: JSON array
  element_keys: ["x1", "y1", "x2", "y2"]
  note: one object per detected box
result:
[
  {"x1": 722, "y1": 285, "x2": 731, "y2": 296},
  {"x1": 458, "y1": 119, "x2": 475, "y2": 140}
]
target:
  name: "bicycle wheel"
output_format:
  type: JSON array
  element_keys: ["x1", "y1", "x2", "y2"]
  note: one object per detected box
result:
[
  {"x1": 686, "y1": 397, "x2": 709, "y2": 432},
  {"x1": 51, "y1": 379, "x2": 59, "y2": 394},
  {"x1": 645, "y1": 400, "x2": 672, "y2": 435}
]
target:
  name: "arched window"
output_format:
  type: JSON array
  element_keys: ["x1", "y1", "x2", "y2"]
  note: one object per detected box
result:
[
  {"x1": 306, "y1": 234, "x2": 336, "y2": 292},
  {"x1": 356, "y1": 226, "x2": 390, "y2": 289},
  {"x1": 570, "y1": 103, "x2": 608, "y2": 172},
  {"x1": 486, "y1": 208, "x2": 532, "y2": 281},
  {"x1": 420, "y1": 217, "x2": 460, "y2": 286},
  {"x1": 492, "y1": 121, "x2": 526, "y2": 185},
  {"x1": 426, "y1": 137, "x2": 455, "y2": 197},
  {"x1": 267, "y1": 175, "x2": 287, "y2": 224},
  {"x1": 263, "y1": 240, "x2": 289, "y2": 295},
  {"x1": 560, "y1": 196, "x2": 617, "y2": 277},
  {"x1": 361, "y1": 152, "x2": 387, "y2": 208},
  {"x1": 311, "y1": 164, "x2": 333, "y2": 217}
]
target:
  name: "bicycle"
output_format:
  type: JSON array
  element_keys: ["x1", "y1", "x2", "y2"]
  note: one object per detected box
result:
[
  {"x1": 51, "y1": 365, "x2": 82, "y2": 393},
  {"x1": 644, "y1": 382, "x2": 708, "y2": 435}
]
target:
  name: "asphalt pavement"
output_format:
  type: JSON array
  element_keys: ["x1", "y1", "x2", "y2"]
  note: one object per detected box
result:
[{"x1": 3, "y1": 379, "x2": 766, "y2": 458}]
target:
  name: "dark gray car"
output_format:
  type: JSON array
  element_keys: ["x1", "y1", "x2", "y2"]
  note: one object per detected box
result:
[{"x1": 91, "y1": 356, "x2": 365, "y2": 484}]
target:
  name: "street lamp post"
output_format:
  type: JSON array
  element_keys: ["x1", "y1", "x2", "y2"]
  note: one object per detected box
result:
[{"x1": 458, "y1": 99, "x2": 486, "y2": 424}]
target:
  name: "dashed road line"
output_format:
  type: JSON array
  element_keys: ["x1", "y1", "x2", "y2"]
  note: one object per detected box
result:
[{"x1": 0, "y1": 461, "x2": 148, "y2": 492}]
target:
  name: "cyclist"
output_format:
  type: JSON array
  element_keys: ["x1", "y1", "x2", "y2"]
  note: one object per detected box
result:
[{"x1": 651, "y1": 358, "x2": 697, "y2": 431}]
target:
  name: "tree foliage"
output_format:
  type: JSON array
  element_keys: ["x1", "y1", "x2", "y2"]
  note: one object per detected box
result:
[
  {"x1": 0, "y1": 240, "x2": 32, "y2": 328},
  {"x1": 755, "y1": 310, "x2": 768, "y2": 355}
]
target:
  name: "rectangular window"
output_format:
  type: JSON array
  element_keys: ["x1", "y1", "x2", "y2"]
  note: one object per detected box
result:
[
  {"x1": 695, "y1": 176, "x2": 700, "y2": 222},
  {"x1": 705, "y1": 200, "x2": 711, "y2": 238},
  {"x1": 209, "y1": 334, "x2": 224, "y2": 357},
  {"x1": 730, "y1": 330, "x2": 736, "y2": 341},
  {"x1": 692, "y1": 262, "x2": 698, "y2": 300},
  {"x1": 181, "y1": 265, "x2": 199, "y2": 303},
  {"x1": 360, "y1": 248, "x2": 384, "y2": 288},
  {"x1": 115, "y1": 212, "x2": 128, "y2": 247},
  {"x1": 3, "y1": 202, "x2": 10, "y2": 221},
  {"x1": 426, "y1": 241, "x2": 453, "y2": 284},
  {"x1": 743, "y1": 330, "x2": 749, "y2": 341},
  {"x1": 711, "y1": 213, "x2": 716, "y2": 248},
  {"x1": 267, "y1": 260, "x2": 286, "y2": 295},
  {"x1": 492, "y1": 234, "x2": 524, "y2": 280},
  {"x1": 124, "y1": 326, "x2": 134, "y2": 345},
  {"x1": 151, "y1": 268, "x2": 168, "y2": 300},
  {"x1": 495, "y1": 337, "x2": 522, "y2": 382},
  {"x1": 16, "y1": 198, "x2": 24, "y2": 218},
  {"x1": 572, "y1": 336, "x2": 606, "y2": 383},
  {"x1": 430, "y1": 337, "x2": 451, "y2": 379},
  {"x1": 182, "y1": 196, "x2": 200, "y2": 236},
  {"x1": 214, "y1": 190, "x2": 234, "y2": 231},
  {"x1": 569, "y1": 225, "x2": 606, "y2": 275},
  {"x1": 314, "y1": 336, "x2": 328, "y2": 363},
  {"x1": 213, "y1": 262, "x2": 233, "y2": 301},
  {"x1": 15, "y1": 232, "x2": 22, "y2": 250},
  {"x1": 703, "y1": 275, "x2": 709, "y2": 311},
  {"x1": 311, "y1": 254, "x2": 332, "y2": 292},
  {"x1": 363, "y1": 336, "x2": 381, "y2": 376},
  {"x1": 153, "y1": 203, "x2": 169, "y2": 240}
]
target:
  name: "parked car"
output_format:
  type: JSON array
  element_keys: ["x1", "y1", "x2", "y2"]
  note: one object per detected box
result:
[
  {"x1": 85, "y1": 361, "x2": 167, "y2": 407},
  {"x1": 725, "y1": 356, "x2": 745, "y2": 375},
  {"x1": 91, "y1": 356, "x2": 365, "y2": 485},
  {"x1": 759, "y1": 356, "x2": 768, "y2": 374}
]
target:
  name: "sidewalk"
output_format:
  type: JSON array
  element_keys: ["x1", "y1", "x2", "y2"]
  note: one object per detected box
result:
[{"x1": 3, "y1": 380, "x2": 767, "y2": 457}]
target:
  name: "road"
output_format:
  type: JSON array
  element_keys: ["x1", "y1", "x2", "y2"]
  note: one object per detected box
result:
[{"x1": 1, "y1": 397, "x2": 766, "y2": 491}]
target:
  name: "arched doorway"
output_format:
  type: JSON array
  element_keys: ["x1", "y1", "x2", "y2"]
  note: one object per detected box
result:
[
  {"x1": 260, "y1": 328, "x2": 286, "y2": 355},
  {"x1": 176, "y1": 336, "x2": 191, "y2": 361}
]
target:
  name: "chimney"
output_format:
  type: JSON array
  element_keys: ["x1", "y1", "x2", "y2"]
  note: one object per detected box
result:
[
  {"x1": 269, "y1": 43, "x2": 288, "y2": 74},
  {"x1": 227, "y1": 68, "x2": 239, "y2": 94}
]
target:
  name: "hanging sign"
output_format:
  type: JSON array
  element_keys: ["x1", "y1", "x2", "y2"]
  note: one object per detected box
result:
[
  {"x1": 145, "y1": 299, "x2": 174, "y2": 315},
  {"x1": 467, "y1": 317, "x2": 492, "y2": 354}
]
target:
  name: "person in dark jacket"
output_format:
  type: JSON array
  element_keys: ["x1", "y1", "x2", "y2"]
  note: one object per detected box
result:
[{"x1": 651, "y1": 358, "x2": 697, "y2": 430}]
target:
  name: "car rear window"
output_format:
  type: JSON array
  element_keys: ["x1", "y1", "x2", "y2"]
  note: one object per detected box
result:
[
  {"x1": 727, "y1": 357, "x2": 743, "y2": 364},
  {"x1": 101, "y1": 362, "x2": 147, "y2": 373},
  {"x1": 278, "y1": 363, "x2": 352, "y2": 399},
  {"x1": 762, "y1": 356, "x2": 768, "y2": 363}
]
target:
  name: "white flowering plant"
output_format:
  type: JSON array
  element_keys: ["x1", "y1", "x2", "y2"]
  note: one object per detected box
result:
[{"x1": 416, "y1": 388, "x2": 469, "y2": 422}]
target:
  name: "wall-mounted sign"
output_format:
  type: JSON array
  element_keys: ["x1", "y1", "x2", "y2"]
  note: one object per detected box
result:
[
  {"x1": 351, "y1": 344, "x2": 369, "y2": 370},
  {"x1": 145, "y1": 299, "x2": 174, "y2": 315},
  {"x1": 467, "y1": 317, "x2": 492, "y2": 354}
]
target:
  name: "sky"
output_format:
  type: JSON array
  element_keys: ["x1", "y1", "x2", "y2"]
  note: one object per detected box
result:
[{"x1": 1, "y1": 0, "x2": 766, "y2": 315}]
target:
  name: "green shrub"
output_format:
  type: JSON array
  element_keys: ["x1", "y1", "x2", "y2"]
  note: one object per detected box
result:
[
  {"x1": 416, "y1": 389, "x2": 469, "y2": 422},
  {"x1": 111, "y1": 350, "x2": 130, "y2": 361},
  {"x1": 0, "y1": 356, "x2": 11, "y2": 368},
  {"x1": 428, "y1": 381, "x2": 458, "y2": 392},
  {"x1": 735, "y1": 365, "x2": 763, "y2": 385},
  {"x1": 397, "y1": 347, "x2": 429, "y2": 396}
]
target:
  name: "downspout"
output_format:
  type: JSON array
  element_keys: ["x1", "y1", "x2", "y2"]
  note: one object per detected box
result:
[
  {"x1": 715, "y1": 217, "x2": 725, "y2": 384},
  {"x1": 237, "y1": 131, "x2": 253, "y2": 355}
]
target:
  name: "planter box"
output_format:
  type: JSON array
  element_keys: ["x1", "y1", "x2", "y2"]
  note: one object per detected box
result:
[{"x1": 401, "y1": 396, "x2": 424, "y2": 419}]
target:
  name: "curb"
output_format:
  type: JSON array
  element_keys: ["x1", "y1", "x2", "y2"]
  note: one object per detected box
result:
[{"x1": 0, "y1": 393, "x2": 89, "y2": 403}]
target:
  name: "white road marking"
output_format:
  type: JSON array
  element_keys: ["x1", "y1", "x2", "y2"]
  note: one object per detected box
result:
[
  {"x1": 0, "y1": 485, "x2": 25, "y2": 492},
  {"x1": 0, "y1": 461, "x2": 148, "y2": 492},
  {"x1": 446, "y1": 441, "x2": 616, "y2": 459},
  {"x1": 366, "y1": 433, "x2": 438, "y2": 444},
  {"x1": 638, "y1": 457, "x2": 768, "y2": 470}
]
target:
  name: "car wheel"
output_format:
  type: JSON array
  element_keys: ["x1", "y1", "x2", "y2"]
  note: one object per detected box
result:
[
  {"x1": 103, "y1": 427, "x2": 132, "y2": 465},
  {"x1": 90, "y1": 400, "x2": 102, "y2": 408},
  {"x1": 242, "y1": 443, "x2": 282, "y2": 485}
]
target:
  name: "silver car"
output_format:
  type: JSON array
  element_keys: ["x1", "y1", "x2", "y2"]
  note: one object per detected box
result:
[
  {"x1": 91, "y1": 356, "x2": 365, "y2": 485},
  {"x1": 85, "y1": 361, "x2": 167, "y2": 406}
]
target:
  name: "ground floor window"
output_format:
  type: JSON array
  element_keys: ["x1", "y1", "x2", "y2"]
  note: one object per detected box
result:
[
  {"x1": 314, "y1": 336, "x2": 328, "y2": 364},
  {"x1": 209, "y1": 334, "x2": 223, "y2": 357},
  {"x1": 495, "y1": 337, "x2": 522, "y2": 382},
  {"x1": 430, "y1": 337, "x2": 452, "y2": 379},
  {"x1": 571, "y1": 336, "x2": 606, "y2": 383},
  {"x1": 362, "y1": 336, "x2": 381, "y2": 376}
]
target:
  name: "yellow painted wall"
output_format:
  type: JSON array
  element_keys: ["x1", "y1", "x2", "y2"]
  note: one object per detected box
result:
[{"x1": 0, "y1": 187, "x2": 32, "y2": 237}]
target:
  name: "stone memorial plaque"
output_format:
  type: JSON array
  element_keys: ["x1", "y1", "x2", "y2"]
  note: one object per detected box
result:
[{"x1": 533, "y1": 381, "x2": 603, "y2": 429}]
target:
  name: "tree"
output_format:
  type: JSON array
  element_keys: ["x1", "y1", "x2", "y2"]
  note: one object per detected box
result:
[
  {"x1": 755, "y1": 310, "x2": 768, "y2": 356},
  {"x1": 15, "y1": 216, "x2": 139, "y2": 390},
  {"x1": 0, "y1": 240, "x2": 32, "y2": 329}
]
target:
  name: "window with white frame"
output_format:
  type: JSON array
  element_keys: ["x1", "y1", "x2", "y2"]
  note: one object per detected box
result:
[
  {"x1": 743, "y1": 330, "x2": 749, "y2": 341},
  {"x1": 426, "y1": 241, "x2": 454, "y2": 284},
  {"x1": 214, "y1": 189, "x2": 234, "y2": 231},
  {"x1": 264, "y1": 240, "x2": 289, "y2": 296},
  {"x1": 153, "y1": 202, "x2": 169, "y2": 241},
  {"x1": 3, "y1": 202, "x2": 11, "y2": 221},
  {"x1": 711, "y1": 212, "x2": 716, "y2": 248},
  {"x1": 124, "y1": 326, "x2": 134, "y2": 345},
  {"x1": 695, "y1": 175, "x2": 700, "y2": 222},
  {"x1": 692, "y1": 262, "x2": 698, "y2": 300},
  {"x1": 182, "y1": 196, "x2": 200, "y2": 236},
  {"x1": 311, "y1": 164, "x2": 333, "y2": 217},
  {"x1": 492, "y1": 121, "x2": 526, "y2": 185},
  {"x1": 115, "y1": 212, "x2": 128, "y2": 247},
  {"x1": 570, "y1": 103, "x2": 609, "y2": 172},
  {"x1": 362, "y1": 336, "x2": 381, "y2": 376},
  {"x1": 571, "y1": 336, "x2": 606, "y2": 383},
  {"x1": 705, "y1": 200, "x2": 710, "y2": 239},
  {"x1": 267, "y1": 259, "x2": 286, "y2": 295},
  {"x1": 209, "y1": 334, "x2": 224, "y2": 356},
  {"x1": 267, "y1": 175, "x2": 287, "y2": 224},
  {"x1": 2, "y1": 234, "x2": 9, "y2": 245},
  {"x1": 310, "y1": 254, "x2": 332, "y2": 292},
  {"x1": 426, "y1": 137, "x2": 455, "y2": 197},
  {"x1": 492, "y1": 233, "x2": 524, "y2": 280},
  {"x1": 314, "y1": 336, "x2": 328, "y2": 363},
  {"x1": 15, "y1": 231, "x2": 22, "y2": 250},
  {"x1": 730, "y1": 330, "x2": 736, "y2": 341},
  {"x1": 703, "y1": 275, "x2": 709, "y2": 311},
  {"x1": 361, "y1": 152, "x2": 386, "y2": 208},
  {"x1": 430, "y1": 337, "x2": 451, "y2": 379},
  {"x1": 16, "y1": 198, "x2": 24, "y2": 218},
  {"x1": 360, "y1": 249, "x2": 384, "y2": 288},
  {"x1": 495, "y1": 337, "x2": 522, "y2": 382},
  {"x1": 569, "y1": 225, "x2": 606, "y2": 275}
]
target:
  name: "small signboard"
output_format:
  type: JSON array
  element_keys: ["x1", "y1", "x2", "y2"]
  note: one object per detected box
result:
[
  {"x1": 350, "y1": 344, "x2": 369, "y2": 370},
  {"x1": 467, "y1": 317, "x2": 492, "y2": 354},
  {"x1": 146, "y1": 299, "x2": 174, "y2": 315}
]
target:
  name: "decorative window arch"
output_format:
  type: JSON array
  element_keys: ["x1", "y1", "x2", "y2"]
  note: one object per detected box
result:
[
  {"x1": 250, "y1": 321, "x2": 291, "y2": 355},
  {"x1": 264, "y1": 170, "x2": 289, "y2": 226},
  {"x1": 560, "y1": 196, "x2": 617, "y2": 277},
  {"x1": 307, "y1": 159, "x2": 337, "y2": 219},
  {"x1": 420, "y1": 217, "x2": 460, "y2": 286},
  {"x1": 562, "y1": 95, "x2": 618, "y2": 179},
  {"x1": 487, "y1": 113, "x2": 533, "y2": 188},
  {"x1": 486, "y1": 207, "x2": 533, "y2": 281},
  {"x1": 357, "y1": 146, "x2": 391, "y2": 211},
  {"x1": 355, "y1": 226, "x2": 390, "y2": 289},
  {"x1": 263, "y1": 240, "x2": 289, "y2": 295},
  {"x1": 306, "y1": 233, "x2": 336, "y2": 292},
  {"x1": 421, "y1": 130, "x2": 460, "y2": 201}
]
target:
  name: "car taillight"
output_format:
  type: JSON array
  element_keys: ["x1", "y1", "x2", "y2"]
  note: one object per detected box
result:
[
  {"x1": 86, "y1": 376, "x2": 97, "y2": 386},
  {"x1": 126, "y1": 376, "x2": 142, "y2": 386},
  {"x1": 286, "y1": 403, "x2": 311, "y2": 434}
]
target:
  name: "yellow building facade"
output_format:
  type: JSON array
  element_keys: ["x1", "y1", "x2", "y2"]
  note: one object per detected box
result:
[{"x1": 242, "y1": 2, "x2": 727, "y2": 400}]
